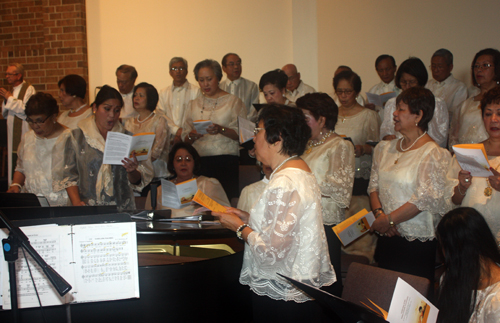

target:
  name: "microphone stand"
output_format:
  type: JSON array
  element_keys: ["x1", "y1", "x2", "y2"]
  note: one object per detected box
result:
[{"x1": 0, "y1": 211, "x2": 72, "y2": 323}]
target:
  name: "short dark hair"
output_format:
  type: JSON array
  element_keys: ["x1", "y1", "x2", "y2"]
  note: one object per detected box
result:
[
  {"x1": 395, "y1": 57, "x2": 428, "y2": 89},
  {"x1": 395, "y1": 87, "x2": 435, "y2": 132},
  {"x1": 375, "y1": 55, "x2": 396, "y2": 68},
  {"x1": 221, "y1": 53, "x2": 240, "y2": 67},
  {"x1": 432, "y1": 49, "x2": 453, "y2": 65},
  {"x1": 58, "y1": 74, "x2": 87, "y2": 99},
  {"x1": 116, "y1": 64, "x2": 138, "y2": 80},
  {"x1": 257, "y1": 105, "x2": 311, "y2": 156},
  {"x1": 333, "y1": 70, "x2": 362, "y2": 94},
  {"x1": 471, "y1": 48, "x2": 500, "y2": 86},
  {"x1": 25, "y1": 92, "x2": 59, "y2": 117},
  {"x1": 259, "y1": 69, "x2": 288, "y2": 91},
  {"x1": 436, "y1": 207, "x2": 500, "y2": 323},
  {"x1": 133, "y1": 82, "x2": 159, "y2": 112},
  {"x1": 336, "y1": 65, "x2": 352, "y2": 72},
  {"x1": 93, "y1": 85, "x2": 124, "y2": 108},
  {"x1": 193, "y1": 59, "x2": 223, "y2": 82},
  {"x1": 167, "y1": 142, "x2": 202, "y2": 177},
  {"x1": 480, "y1": 86, "x2": 500, "y2": 116},
  {"x1": 296, "y1": 93, "x2": 338, "y2": 131}
]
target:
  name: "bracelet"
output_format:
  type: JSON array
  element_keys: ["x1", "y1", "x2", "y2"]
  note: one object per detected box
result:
[
  {"x1": 188, "y1": 134, "x2": 192, "y2": 141},
  {"x1": 236, "y1": 224, "x2": 250, "y2": 240},
  {"x1": 9, "y1": 183, "x2": 22, "y2": 189},
  {"x1": 373, "y1": 208, "x2": 383, "y2": 217},
  {"x1": 457, "y1": 184, "x2": 466, "y2": 196},
  {"x1": 221, "y1": 127, "x2": 226, "y2": 133},
  {"x1": 387, "y1": 214, "x2": 395, "y2": 227}
]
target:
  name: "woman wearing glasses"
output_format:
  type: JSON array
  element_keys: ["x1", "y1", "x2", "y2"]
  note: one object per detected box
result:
[
  {"x1": 449, "y1": 48, "x2": 500, "y2": 148},
  {"x1": 380, "y1": 57, "x2": 449, "y2": 148},
  {"x1": 7, "y1": 92, "x2": 70, "y2": 206}
]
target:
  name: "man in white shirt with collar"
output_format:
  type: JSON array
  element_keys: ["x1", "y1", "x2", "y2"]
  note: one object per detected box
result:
[
  {"x1": 426, "y1": 48, "x2": 468, "y2": 119},
  {"x1": 366, "y1": 55, "x2": 400, "y2": 121},
  {"x1": 219, "y1": 53, "x2": 259, "y2": 120},
  {"x1": 157, "y1": 57, "x2": 200, "y2": 142},
  {"x1": 329, "y1": 65, "x2": 365, "y2": 107},
  {"x1": 116, "y1": 64, "x2": 139, "y2": 119},
  {"x1": 282, "y1": 64, "x2": 315, "y2": 102},
  {"x1": 0, "y1": 63, "x2": 35, "y2": 184}
]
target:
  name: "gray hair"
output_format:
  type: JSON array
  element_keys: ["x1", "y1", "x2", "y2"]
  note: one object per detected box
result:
[
  {"x1": 432, "y1": 48, "x2": 453, "y2": 65},
  {"x1": 9, "y1": 63, "x2": 25, "y2": 78},
  {"x1": 169, "y1": 57, "x2": 188, "y2": 69},
  {"x1": 116, "y1": 64, "x2": 138, "y2": 80},
  {"x1": 193, "y1": 59, "x2": 223, "y2": 82}
]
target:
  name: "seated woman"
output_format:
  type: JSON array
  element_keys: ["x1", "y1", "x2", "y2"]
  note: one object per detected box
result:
[
  {"x1": 436, "y1": 207, "x2": 500, "y2": 323},
  {"x1": 380, "y1": 57, "x2": 449, "y2": 147},
  {"x1": 369, "y1": 87, "x2": 451, "y2": 284},
  {"x1": 124, "y1": 82, "x2": 170, "y2": 181},
  {"x1": 145, "y1": 142, "x2": 230, "y2": 217},
  {"x1": 57, "y1": 74, "x2": 92, "y2": 129},
  {"x1": 445, "y1": 86, "x2": 500, "y2": 242},
  {"x1": 259, "y1": 69, "x2": 296, "y2": 107},
  {"x1": 52, "y1": 85, "x2": 153, "y2": 210},
  {"x1": 214, "y1": 105, "x2": 335, "y2": 322},
  {"x1": 7, "y1": 92, "x2": 69, "y2": 206},
  {"x1": 237, "y1": 162, "x2": 272, "y2": 213}
]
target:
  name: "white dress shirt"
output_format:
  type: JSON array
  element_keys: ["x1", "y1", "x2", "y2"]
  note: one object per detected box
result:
[
  {"x1": 285, "y1": 80, "x2": 315, "y2": 102},
  {"x1": 426, "y1": 74, "x2": 468, "y2": 115},
  {"x1": 119, "y1": 91, "x2": 137, "y2": 119},
  {"x1": 157, "y1": 81, "x2": 200, "y2": 135},
  {"x1": 2, "y1": 80, "x2": 35, "y2": 184},
  {"x1": 219, "y1": 77, "x2": 259, "y2": 120},
  {"x1": 367, "y1": 79, "x2": 401, "y2": 122}
]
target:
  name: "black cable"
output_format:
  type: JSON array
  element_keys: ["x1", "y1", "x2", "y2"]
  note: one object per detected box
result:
[{"x1": 22, "y1": 247, "x2": 47, "y2": 323}]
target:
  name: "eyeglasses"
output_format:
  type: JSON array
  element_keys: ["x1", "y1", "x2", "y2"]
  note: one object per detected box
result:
[
  {"x1": 5, "y1": 73, "x2": 19, "y2": 77},
  {"x1": 175, "y1": 156, "x2": 192, "y2": 162},
  {"x1": 254, "y1": 127, "x2": 264, "y2": 135},
  {"x1": 472, "y1": 63, "x2": 494, "y2": 71},
  {"x1": 226, "y1": 62, "x2": 241, "y2": 67},
  {"x1": 336, "y1": 89, "x2": 354, "y2": 95},
  {"x1": 170, "y1": 67, "x2": 186, "y2": 72},
  {"x1": 26, "y1": 115, "x2": 52, "y2": 126},
  {"x1": 399, "y1": 80, "x2": 419, "y2": 86}
]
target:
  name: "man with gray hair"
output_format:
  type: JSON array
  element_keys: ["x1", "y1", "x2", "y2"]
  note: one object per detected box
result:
[
  {"x1": 282, "y1": 63, "x2": 315, "y2": 102},
  {"x1": 157, "y1": 57, "x2": 200, "y2": 143},
  {"x1": 219, "y1": 53, "x2": 259, "y2": 120},
  {"x1": 426, "y1": 48, "x2": 468, "y2": 117},
  {"x1": 116, "y1": 64, "x2": 138, "y2": 119},
  {"x1": 0, "y1": 63, "x2": 36, "y2": 184}
]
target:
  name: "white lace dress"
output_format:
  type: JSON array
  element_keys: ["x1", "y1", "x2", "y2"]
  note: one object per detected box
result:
[
  {"x1": 380, "y1": 97, "x2": 449, "y2": 148},
  {"x1": 448, "y1": 97, "x2": 488, "y2": 148},
  {"x1": 368, "y1": 140, "x2": 451, "y2": 241},
  {"x1": 240, "y1": 168, "x2": 336, "y2": 302},
  {"x1": 301, "y1": 136, "x2": 355, "y2": 225},
  {"x1": 444, "y1": 155, "x2": 500, "y2": 242},
  {"x1": 470, "y1": 280, "x2": 500, "y2": 323},
  {"x1": 15, "y1": 130, "x2": 70, "y2": 206},
  {"x1": 123, "y1": 112, "x2": 171, "y2": 179}
]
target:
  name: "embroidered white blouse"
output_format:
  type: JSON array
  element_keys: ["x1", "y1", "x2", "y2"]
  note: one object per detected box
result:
[
  {"x1": 448, "y1": 97, "x2": 488, "y2": 149},
  {"x1": 57, "y1": 108, "x2": 93, "y2": 130},
  {"x1": 469, "y1": 280, "x2": 500, "y2": 323},
  {"x1": 240, "y1": 168, "x2": 336, "y2": 302}
]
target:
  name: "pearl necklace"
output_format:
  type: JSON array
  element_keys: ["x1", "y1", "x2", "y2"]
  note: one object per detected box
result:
[
  {"x1": 394, "y1": 131, "x2": 427, "y2": 164},
  {"x1": 70, "y1": 103, "x2": 87, "y2": 114},
  {"x1": 270, "y1": 155, "x2": 298, "y2": 180},
  {"x1": 305, "y1": 130, "x2": 335, "y2": 154},
  {"x1": 136, "y1": 111, "x2": 155, "y2": 124}
]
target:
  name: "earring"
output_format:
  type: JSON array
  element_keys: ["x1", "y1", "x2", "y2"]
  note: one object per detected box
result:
[
  {"x1": 497, "y1": 81, "x2": 499, "y2": 85},
  {"x1": 415, "y1": 122, "x2": 418, "y2": 126},
  {"x1": 319, "y1": 131, "x2": 323, "y2": 136}
]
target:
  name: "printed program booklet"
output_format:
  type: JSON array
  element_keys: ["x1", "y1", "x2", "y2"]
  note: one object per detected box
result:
[
  {"x1": 333, "y1": 209, "x2": 375, "y2": 246},
  {"x1": 193, "y1": 120, "x2": 213, "y2": 135},
  {"x1": 103, "y1": 132, "x2": 155, "y2": 165},
  {"x1": 452, "y1": 143, "x2": 493, "y2": 177},
  {"x1": 192, "y1": 190, "x2": 228, "y2": 213},
  {"x1": 238, "y1": 116, "x2": 255, "y2": 150},
  {"x1": 160, "y1": 178, "x2": 198, "y2": 209},
  {"x1": 366, "y1": 91, "x2": 398, "y2": 107}
]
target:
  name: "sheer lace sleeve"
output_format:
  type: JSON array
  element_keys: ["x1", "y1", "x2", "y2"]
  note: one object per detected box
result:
[
  {"x1": 368, "y1": 141, "x2": 390, "y2": 194},
  {"x1": 380, "y1": 98, "x2": 397, "y2": 140},
  {"x1": 428, "y1": 98, "x2": 449, "y2": 147},
  {"x1": 407, "y1": 146, "x2": 451, "y2": 215},
  {"x1": 227, "y1": 97, "x2": 247, "y2": 132},
  {"x1": 150, "y1": 115, "x2": 170, "y2": 161},
  {"x1": 448, "y1": 99, "x2": 465, "y2": 149},
  {"x1": 365, "y1": 109, "x2": 381, "y2": 142},
  {"x1": 472, "y1": 282, "x2": 500, "y2": 323},
  {"x1": 443, "y1": 156, "x2": 462, "y2": 210},
  {"x1": 14, "y1": 134, "x2": 26, "y2": 174},
  {"x1": 52, "y1": 130, "x2": 78, "y2": 192}
]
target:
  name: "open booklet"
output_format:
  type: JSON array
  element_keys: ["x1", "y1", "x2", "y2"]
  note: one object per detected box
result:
[
  {"x1": 452, "y1": 143, "x2": 493, "y2": 177},
  {"x1": 193, "y1": 120, "x2": 213, "y2": 135},
  {"x1": 192, "y1": 190, "x2": 228, "y2": 213},
  {"x1": 238, "y1": 116, "x2": 255, "y2": 150},
  {"x1": 333, "y1": 209, "x2": 376, "y2": 247},
  {"x1": 0, "y1": 222, "x2": 139, "y2": 309},
  {"x1": 103, "y1": 132, "x2": 155, "y2": 165},
  {"x1": 160, "y1": 178, "x2": 198, "y2": 209},
  {"x1": 366, "y1": 91, "x2": 398, "y2": 107}
]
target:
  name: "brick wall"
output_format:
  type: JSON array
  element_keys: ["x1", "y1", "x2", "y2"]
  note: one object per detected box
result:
[{"x1": 0, "y1": 0, "x2": 88, "y2": 106}]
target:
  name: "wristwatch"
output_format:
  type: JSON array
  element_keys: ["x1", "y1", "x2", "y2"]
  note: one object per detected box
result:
[
  {"x1": 387, "y1": 214, "x2": 395, "y2": 227},
  {"x1": 221, "y1": 127, "x2": 226, "y2": 133},
  {"x1": 236, "y1": 224, "x2": 249, "y2": 240}
]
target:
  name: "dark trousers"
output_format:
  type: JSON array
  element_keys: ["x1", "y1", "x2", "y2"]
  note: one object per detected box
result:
[{"x1": 200, "y1": 155, "x2": 239, "y2": 200}]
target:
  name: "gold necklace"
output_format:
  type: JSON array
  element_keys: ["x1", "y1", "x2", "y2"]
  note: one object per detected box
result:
[{"x1": 305, "y1": 130, "x2": 335, "y2": 154}]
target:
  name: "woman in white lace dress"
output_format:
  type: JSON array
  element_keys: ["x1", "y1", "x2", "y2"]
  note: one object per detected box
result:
[
  {"x1": 449, "y1": 48, "x2": 500, "y2": 148},
  {"x1": 297, "y1": 93, "x2": 355, "y2": 295},
  {"x1": 214, "y1": 105, "x2": 335, "y2": 322},
  {"x1": 182, "y1": 59, "x2": 246, "y2": 200},
  {"x1": 380, "y1": 57, "x2": 449, "y2": 147},
  {"x1": 369, "y1": 87, "x2": 451, "y2": 284},
  {"x1": 334, "y1": 70, "x2": 380, "y2": 225},
  {"x1": 436, "y1": 207, "x2": 500, "y2": 323},
  {"x1": 124, "y1": 82, "x2": 170, "y2": 182},
  {"x1": 445, "y1": 86, "x2": 500, "y2": 243},
  {"x1": 7, "y1": 92, "x2": 69, "y2": 206},
  {"x1": 57, "y1": 74, "x2": 92, "y2": 129}
]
